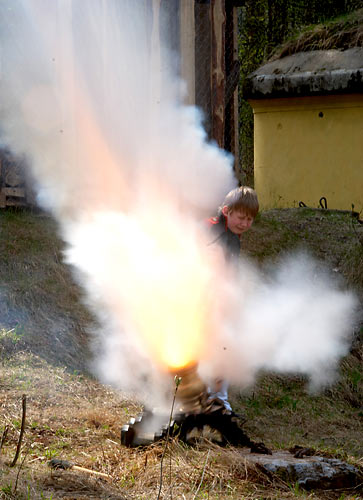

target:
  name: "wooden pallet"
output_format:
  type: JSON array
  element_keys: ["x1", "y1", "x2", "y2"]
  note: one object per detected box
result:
[
  {"x1": 0, "y1": 156, "x2": 28, "y2": 208},
  {"x1": 0, "y1": 186, "x2": 27, "y2": 208}
]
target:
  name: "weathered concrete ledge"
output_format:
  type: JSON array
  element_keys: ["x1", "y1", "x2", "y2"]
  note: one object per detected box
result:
[{"x1": 244, "y1": 48, "x2": 363, "y2": 98}]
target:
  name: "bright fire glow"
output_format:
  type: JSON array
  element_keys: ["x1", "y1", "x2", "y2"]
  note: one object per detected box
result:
[
  {"x1": 120, "y1": 208, "x2": 212, "y2": 369},
  {"x1": 60, "y1": 91, "x2": 218, "y2": 372},
  {"x1": 69, "y1": 206, "x2": 215, "y2": 371}
]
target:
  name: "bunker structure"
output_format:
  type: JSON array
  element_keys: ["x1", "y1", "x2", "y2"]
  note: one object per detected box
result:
[{"x1": 244, "y1": 47, "x2": 363, "y2": 213}]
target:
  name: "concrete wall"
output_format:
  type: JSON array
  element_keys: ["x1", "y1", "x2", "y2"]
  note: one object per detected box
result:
[{"x1": 250, "y1": 94, "x2": 363, "y2": 213}]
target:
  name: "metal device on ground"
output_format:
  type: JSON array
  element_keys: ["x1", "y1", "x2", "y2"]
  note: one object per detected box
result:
[{"x1": 121, "y1": 364, "x2": 271, "y2": 453}]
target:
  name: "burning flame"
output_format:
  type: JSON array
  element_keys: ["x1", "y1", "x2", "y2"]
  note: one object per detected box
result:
[
  {"x1": 113, "y1": 207, "x2": 214, "y2": 370},
  {"x1": 55, "y1": 86, "x2": 219, "y2": 374},
  {"x1": 68, "y1": 202, "x2": 215, "y2": 372},
  {"x1": 129, "y1": 213, "x2": 210, "y2": 370}
]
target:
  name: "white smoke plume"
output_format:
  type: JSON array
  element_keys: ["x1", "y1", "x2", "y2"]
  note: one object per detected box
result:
[
  {"x1": 0, "y1": 1, "x2": 356, "y2": 407},
  {"x1": 199, "y1": 253, "x2": 356, "y2": 391}
]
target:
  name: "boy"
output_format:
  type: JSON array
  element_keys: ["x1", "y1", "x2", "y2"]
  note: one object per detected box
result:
[
  {"x1": 207, "y1": 185, "x2": 259, "y2": 262},
  {"x1": 206, "y1": 185, "x2": 259, "y2": 412}
]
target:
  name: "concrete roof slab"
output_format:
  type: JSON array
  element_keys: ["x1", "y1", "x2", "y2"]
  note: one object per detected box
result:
[{"x1": 245, "y1": 48, "x2": 363, "y2": 98}]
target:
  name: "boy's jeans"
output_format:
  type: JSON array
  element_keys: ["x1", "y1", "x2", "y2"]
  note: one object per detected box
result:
[{"x1": 207, "y1": 379, "x2": 232, "y2": 412}]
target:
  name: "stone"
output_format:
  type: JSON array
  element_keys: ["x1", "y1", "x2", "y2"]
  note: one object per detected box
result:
[{"x1": 241, "y1": 450, "x2": 362, "y2": 490}]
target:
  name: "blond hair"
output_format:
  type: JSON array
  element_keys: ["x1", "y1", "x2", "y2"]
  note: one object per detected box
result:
[{"x1": 220, "y1": 186, "x2": 259, "y2": 218}]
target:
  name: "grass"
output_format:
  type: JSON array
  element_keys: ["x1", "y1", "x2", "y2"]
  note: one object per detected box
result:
[
  {"x1": 0, "y1": 353, "x2": 362, "y2": 498},
  {"x1": 270, "y1": 8, "x2": 363, "y2": 59},
  {"x1": 0, "y1": 207, "x2": 362, "y2": 499},
  {"x1": 0, "y1": 208, "x2": 92, "y2": 373},
  {"x1": 243, "y1": 208, "x2": 363, "y2": 286},
  {"x1": 232, "y1": 371, "x2": 362, "y2": 459}
]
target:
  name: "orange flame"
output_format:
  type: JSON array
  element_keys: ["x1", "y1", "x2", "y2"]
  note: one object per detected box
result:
[{"x1": 121, "y1": 209, "x2": 212, "y2": 370}]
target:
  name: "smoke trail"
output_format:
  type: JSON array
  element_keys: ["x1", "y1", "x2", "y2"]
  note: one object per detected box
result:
[{"x1": 0, "y1": 1, "x2": 356, "y2": 408}]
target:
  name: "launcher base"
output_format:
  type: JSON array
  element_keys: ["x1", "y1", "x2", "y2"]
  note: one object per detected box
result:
[{"x1": 121, "y1": 406, "x2": 271, "y2": 453}]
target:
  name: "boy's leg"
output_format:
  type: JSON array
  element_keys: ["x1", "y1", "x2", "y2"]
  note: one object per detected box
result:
[{"x1": 207, "y1": 378, "x2": 232, "y2": 412}]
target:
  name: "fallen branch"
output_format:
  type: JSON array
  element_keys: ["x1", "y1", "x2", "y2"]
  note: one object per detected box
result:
[{"x1": 10, "y1": 394, "x2": 26, "y2": 467}]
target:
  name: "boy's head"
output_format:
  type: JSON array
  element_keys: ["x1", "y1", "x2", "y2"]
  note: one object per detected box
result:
[{"x1": 220, "y1": 186, "x2": 259, "y2": 235}]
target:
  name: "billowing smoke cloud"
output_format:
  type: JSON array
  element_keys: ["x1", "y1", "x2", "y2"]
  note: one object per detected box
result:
[
  {"x1": 0, "y1": 1, "x2": 356, "y2": 408},
  {"x1": 200, "y1": 253, "x2": 356, "y2": 391},
  {"x1": 0, "y1": 1, "x2": 235, "y2": 219}
]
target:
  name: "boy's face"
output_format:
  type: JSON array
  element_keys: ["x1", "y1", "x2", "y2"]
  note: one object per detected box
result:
[{"x1": 222, "y1": 206, "x2": 254, "y2": 235}]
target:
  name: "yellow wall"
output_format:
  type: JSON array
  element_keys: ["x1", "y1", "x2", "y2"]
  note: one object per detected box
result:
[{"x1": 250, "y1": 94, "x2": 363, "y2": 213}]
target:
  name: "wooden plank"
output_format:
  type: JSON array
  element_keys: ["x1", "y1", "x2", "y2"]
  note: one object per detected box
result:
[
  {"x1": 224, "y1": 3, "x2": 240, "y2": 168},
  {"x1": 0, "y1": 190, "x2": 6, "y2": 208},
  {"x1": 160, "y1": 0, "x2": 180, "y2": 96},
  {"x1": 195, "y1": 0, "x2": 212, "y2": 137},
  {"x1": 211, "y1": 0, "x2": 226, "y2": 149},
  {"x1": 4, "y1": 166, "x2": 22, "y2": 187},
  {"x1": 25, "y1": 185, "x2": 37, "y2": 206},
  {"x1": 232, "y1": 5, "x2": 239, "y2": 170},
  {"x1": 180, "y1": 0, "x2": 195, "y2": 105},
  {"x1": 4, "y1": 198, "x2": 27, "y2": 207},
  {"x1": 2, "y1": 187, "x2": 25, "y2": 197}
]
